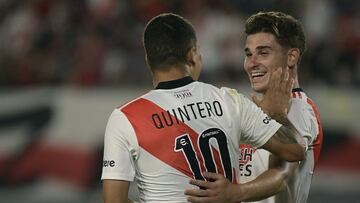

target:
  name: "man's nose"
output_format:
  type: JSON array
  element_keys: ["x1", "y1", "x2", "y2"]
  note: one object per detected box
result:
[{"x1": 247, "y1": 55, "x2": 260, "y2": 68}]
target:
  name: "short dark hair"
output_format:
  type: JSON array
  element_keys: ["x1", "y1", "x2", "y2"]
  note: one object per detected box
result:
[
  {"x1": 143, "y1": 13, "x2": 197, "y2": 72},
  {"x1": 245, "y1": 11, "x2": 306, "y2": 57}
]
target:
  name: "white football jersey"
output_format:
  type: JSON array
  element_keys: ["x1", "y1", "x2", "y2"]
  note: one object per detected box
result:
[
  {"x1": 239, "y1": 89, "x2": 323, "y2": 203},
  {"x1": 101, "y1": 77, "x2": 281, "y2": 203}
]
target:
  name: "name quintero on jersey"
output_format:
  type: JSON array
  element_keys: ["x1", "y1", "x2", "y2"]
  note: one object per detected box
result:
[{"x1": 151, "y1": 101, "x2": 223, "y2": 129}]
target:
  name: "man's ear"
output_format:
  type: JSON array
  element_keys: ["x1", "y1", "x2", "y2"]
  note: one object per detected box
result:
[
  {"x1": 287, "y1": 48, "x2": 300, "y2": 69},
  {"x1": 186, "y1": 47, "x2": 197, "y2": 67}
]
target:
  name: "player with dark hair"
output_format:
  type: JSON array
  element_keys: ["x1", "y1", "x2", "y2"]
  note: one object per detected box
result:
[
  {"x1": 185, "y1": 11, "x2": 323, "y2": 203},
  {"x1": 101, "y1": 13, "x2": 305, "y2": 203}
]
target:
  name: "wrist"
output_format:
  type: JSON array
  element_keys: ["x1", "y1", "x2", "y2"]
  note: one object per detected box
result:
[
  {"x1": 269, "y1": 112, "x2": 289, "y2": 126},
  {"x1": 229, "y1": 183, "x2": 245, "y2": 202}
]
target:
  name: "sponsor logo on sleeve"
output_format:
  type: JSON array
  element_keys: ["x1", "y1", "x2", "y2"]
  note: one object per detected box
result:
[{"x1": 103, "y1": 160, "x2": 115, "y2": 167}]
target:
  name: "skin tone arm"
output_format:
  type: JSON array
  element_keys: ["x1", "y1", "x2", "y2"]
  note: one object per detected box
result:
[
  {"x1": 261, "y1": 122, "x2": 305, "y2": 162},
  {"x1": 103, "y1": 180, "x2": 131, "y2": 203},
  {"x1": 185, "y1": 159, "x2": 298, "y2": 203},
  {"x1": 235, "y1": 155, "x2": 298, "y2": 202}
]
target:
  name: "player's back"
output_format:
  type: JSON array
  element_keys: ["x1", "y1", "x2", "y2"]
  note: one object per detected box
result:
[
  {"x1": 117, "y1": 78, "x2": 242, "y2": 202},
  {"x1": 102, "y1": 77, "x2": 281, "y2": 202}
]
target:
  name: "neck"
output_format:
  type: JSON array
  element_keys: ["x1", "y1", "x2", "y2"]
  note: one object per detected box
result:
[
  {"x1": 292, "y1": 75, "x2": 300, "y2": 89},
  {"x1": 290, "y1": 66, "x2": 300, "y2": 88},
  {"x1": 152, "y1": 65, "x2": 192, "y2": 87}
]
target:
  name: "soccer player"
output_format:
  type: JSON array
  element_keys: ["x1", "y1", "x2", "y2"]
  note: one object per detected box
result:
[
  {"x1": 184, "y1": 11, "x2": 323, "y2": 203},
  {"x1": 101, "y1": 13, "x2": 305, "y2": 203}
]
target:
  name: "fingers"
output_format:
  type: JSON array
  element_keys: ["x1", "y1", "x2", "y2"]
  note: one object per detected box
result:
[
  {"x1": 188, "y1": 172, "x2": 226, "y2": 191},
  {"x1": 203, "y1": 172, "x2": 222, "y2": 180},
  {"x1": 187, "y1": 196, "x2": 213, "y2": 203},
  {"x1": 278, "y1": 67, "x2": 293, "y2": 94},
  {"x1": 186, "y1": 173, "x2": 231, "y2": 203},
  {"x1": 185, "y1": 188, "x2": 212, "y2": 197},
  {"x1": 282, "y1": 68, "x2": 289, "y2": 93},
  {"x1": 185, "y1": 178, "x2": 221, "y2": 203},
  {"x1": 284, "y1": 68, "x2": 289, "y2": 82},
  {"x1": 286, "y1": 78, "x2": 294, "y2": 95},
  {"x1": 189, "y1": 179, "x2": 212, "y2": 189},
  {"x1": 281, "y1": 67, "x2": 294, "y2": 96},
  {"x1": 270, "y1": 67, "x2": 282, "y2": 88},
  {"x1": 185, "y1": 188, "x2": 216, "y2": 203}
]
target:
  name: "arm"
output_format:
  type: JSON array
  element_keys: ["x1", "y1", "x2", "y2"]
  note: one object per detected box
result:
[
  {"x1": 184, "y1": 156, "x2": 298, "y2": 203},
  {"x1": 102, "y1": 110, "x2": 137, "y2": 203},
  {"x1": 252, "y1": 68, "x2": 305, "y2": 161},
  {"x1": 236, "y1": 155, "x2": 298, "y2": 202},
  {"x1": 103, "y1": 179, "x2": 131, "y2": 203},
  {"x1": 261, "y1": 121, "x2": 305, "y2": 162}
]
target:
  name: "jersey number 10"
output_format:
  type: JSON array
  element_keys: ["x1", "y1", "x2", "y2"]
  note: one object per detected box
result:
[{"x1": 174, "y1": 128, "x2": 233, "y2": 181}]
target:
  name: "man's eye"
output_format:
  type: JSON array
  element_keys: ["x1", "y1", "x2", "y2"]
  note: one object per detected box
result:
[{"x1": 260, "y1": 52, "x2": 269, "y2": 55}]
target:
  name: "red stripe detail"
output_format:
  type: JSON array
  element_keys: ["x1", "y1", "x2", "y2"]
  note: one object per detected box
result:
[
  {"x1": 232, "y1": 168, "x2": 238, "y2": 184},
  {"x1": 121, "y1": 98, "x2": 207, "y2": 179},
  {"x1": 202, "y1": 142, "x2": 239, "y2": 183},
  {"x1": 307, "y1": 98, "x2": 323, "y2": 169},
  {"x1": 211, "y1": 146, "x2": 224, "y2": 175}
]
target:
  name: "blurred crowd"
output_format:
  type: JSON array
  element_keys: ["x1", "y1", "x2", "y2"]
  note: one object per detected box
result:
[{"x1": 0, "y1": 0, "x2": 359, "y2": 87}]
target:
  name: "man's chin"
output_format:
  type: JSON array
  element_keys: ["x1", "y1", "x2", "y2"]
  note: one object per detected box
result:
[{"x1": 251, "y1": 84, "x2": 267, "y2": 93}]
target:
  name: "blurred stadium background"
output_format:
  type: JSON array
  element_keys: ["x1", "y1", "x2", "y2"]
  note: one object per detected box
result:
[{"x1": 0, "y1": 0, "x2": 359, "y2": 202}]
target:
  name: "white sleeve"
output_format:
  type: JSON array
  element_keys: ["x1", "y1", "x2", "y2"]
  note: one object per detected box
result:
[
  {"x1": 288, "y1": 99, "x2": 318, "y2": 148},
  {"x1": 101, "y1": 109, "x2": 138, "y2": 181},
  {"x1": 222, "y1": 88, "x2": 282, "y2": 148}
]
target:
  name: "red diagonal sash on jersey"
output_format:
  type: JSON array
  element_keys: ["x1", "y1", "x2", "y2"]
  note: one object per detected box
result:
[
  {"x1": 209, "y1": 146, "x2": 238, "y2": 184},
  {"x1": 121, "y1": 98, "x2": 207, "y2": 179}
]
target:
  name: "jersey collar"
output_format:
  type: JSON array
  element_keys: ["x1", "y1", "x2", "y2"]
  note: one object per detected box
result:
[{"x1": 155, "y1": 76, "x2": 194, "y2": 90}]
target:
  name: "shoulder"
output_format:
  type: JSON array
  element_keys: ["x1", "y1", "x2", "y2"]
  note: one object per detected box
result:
[
  {"x1": 106, "y1": 108, "x2": 131, "y2": 129},
  {"x1": 220, "y1": 86, "x2": 251, "y2": 107},
  {"x1": 196, "y1": 81, "x2": 221, "y2": 91},
  {"x1": 194, "y1": 82, "x2": 247, "y2": 102},
  {"x1": 290, "y1": 90, "x2": 319, "y2": 116},
  {"x1": 118, "y1": 92, "x2": 152, "y2": 112}
]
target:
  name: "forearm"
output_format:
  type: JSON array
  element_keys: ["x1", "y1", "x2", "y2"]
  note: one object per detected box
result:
[
  {"x1": 262, "y1": 113, "x2": 306, "y2": 162},
  {"x1": 238, "y1": 157, "x2": 298, "y2": 202},
  {"x1": 238, "y1": 168, "x2": 288, "y2": 202},
  {"x1": 271, "y1": 111, "x2": 307, "y2": 148},
  {"x1": 103, "y1": 180, "x2": 130, "y2": 203}
]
